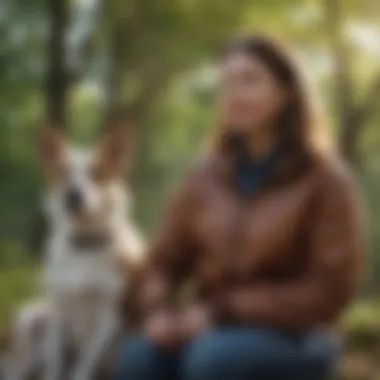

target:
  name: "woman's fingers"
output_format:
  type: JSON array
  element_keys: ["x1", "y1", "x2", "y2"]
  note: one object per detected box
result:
[
  {"x1": 145, "y1": 311, "x2": 183, "y2": 348},
  {"x1": 180, "y1": 304, "x2": 213, "y2": 339},
  {"x1": 145, "y1": 306, "x2": 213, "y2": 348}
]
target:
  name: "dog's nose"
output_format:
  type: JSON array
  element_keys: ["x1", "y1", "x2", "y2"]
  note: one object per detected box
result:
[{"x1": 64, "y1": 187, "x2": 83, "y2": 213}]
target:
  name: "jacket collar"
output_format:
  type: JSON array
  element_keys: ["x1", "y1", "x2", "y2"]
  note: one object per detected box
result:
[{"x1": 211, "y1": 135, "x2": 312, "y2": 194}]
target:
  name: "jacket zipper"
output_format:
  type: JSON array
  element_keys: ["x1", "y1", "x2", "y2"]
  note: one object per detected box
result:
[
  {"x1": 217, "y1": 194, "x2": 251, "y2": 324},
  {"x1": 228, "y1": 194, "x2": 251, "y2": 282}
]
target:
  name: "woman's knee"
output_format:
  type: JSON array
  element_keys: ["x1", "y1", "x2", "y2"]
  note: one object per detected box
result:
[
  {"x1": 114, "y1": 338, "x2": 164, "y2": 380},
  {"x1": 182, "y1": 329, "x2": 339, "y2": 380},
  {"x1": 182, "y1": 328, "x2": 280, "y2": 380}
]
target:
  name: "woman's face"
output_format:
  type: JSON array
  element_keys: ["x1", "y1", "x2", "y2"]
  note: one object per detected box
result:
[{"x1": 218, "y1": 52, "x2": 289, "y2": 137}]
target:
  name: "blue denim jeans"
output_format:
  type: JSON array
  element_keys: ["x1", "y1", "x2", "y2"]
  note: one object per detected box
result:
[{"x1": 114, "y1": 326, "x2": 339, "y2": 380}]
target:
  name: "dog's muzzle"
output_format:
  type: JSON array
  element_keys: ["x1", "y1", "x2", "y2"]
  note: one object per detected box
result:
[{"x1": 65, "y1": 187, "x2": 84, "y2": 214}]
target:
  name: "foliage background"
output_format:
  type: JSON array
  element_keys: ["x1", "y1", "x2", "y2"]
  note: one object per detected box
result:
[{"x1": 1, "y1": 0, "x2": 380, "y2": 376}]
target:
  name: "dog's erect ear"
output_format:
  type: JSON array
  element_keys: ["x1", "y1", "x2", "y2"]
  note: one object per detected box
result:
[
  {"x1": 96, "y1": 122, "x2": 136, "y2": 178},
  {"x1": 36, "y1": 126, "x2": 66, "y2": 168}
]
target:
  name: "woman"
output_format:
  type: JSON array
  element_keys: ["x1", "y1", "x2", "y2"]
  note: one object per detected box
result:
[{"x1": 115, "y1": 35, "x2": 364, "y2": 380}]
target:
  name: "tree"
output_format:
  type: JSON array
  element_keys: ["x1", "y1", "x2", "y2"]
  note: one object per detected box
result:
[
  {"x1": 46, "y1": 0, "x2": 69, "y2": 128},
  {"x1": 323, "y1": 0, "x2": 380, "y2": 165},
  {"x1": 100, "y1": 0, "x2": 253, "y2": 122},
  {"x1": 92, "y1": 0, "x2": 254, "y2": 228}
]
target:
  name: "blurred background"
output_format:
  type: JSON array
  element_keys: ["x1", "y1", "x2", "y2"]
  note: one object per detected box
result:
[{"x1": 0, "y1": 0, "x2": 380, "y2": 378}]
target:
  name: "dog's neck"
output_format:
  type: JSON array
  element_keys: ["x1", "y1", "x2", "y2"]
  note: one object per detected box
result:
[
  {"x1": 69, "y1": 228, "x2": 113, "y2": 251},
  {"x1": 48, "y1": 212, "x2": 129, "y2": 254}
]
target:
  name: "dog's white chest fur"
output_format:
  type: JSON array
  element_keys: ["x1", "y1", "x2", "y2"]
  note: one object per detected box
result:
[
  {"x1": 40, "y1": 221, "x2": 144, "y2": 380},
  {"x1": 45, "y1": 238, "x2": 124, "y2": 299}
]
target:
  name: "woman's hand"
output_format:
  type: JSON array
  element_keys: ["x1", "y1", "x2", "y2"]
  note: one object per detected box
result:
[
  {"x1": 180, "y1": 304, "x2": 213, "y2": 340},
  {"x1": 145, "y1": 310, "x2": 183, "y2": 348},
  {"x1": 145, "y1": 304, "x2": 214, "y2": 348}
]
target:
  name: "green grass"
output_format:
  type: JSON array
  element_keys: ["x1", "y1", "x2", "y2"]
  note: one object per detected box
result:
[
  {"x1": 0, "y1": 265, "x2": 40, "y2": 333},
  {"x1": 344, "y1": 300, "x2": 380, "y2": 330}
]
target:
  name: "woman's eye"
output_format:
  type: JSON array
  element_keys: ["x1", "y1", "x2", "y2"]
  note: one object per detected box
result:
[
  {"x1": 242, "y1": 71, "x2": 260, "y2": 85},
  {"x1": 221, "y1": 71, "x2": 259, "y2": 90}
]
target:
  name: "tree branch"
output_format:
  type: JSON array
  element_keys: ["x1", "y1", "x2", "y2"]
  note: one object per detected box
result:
[{"x1": 127, "y1": 62, "x2": 173, "y2": 123}]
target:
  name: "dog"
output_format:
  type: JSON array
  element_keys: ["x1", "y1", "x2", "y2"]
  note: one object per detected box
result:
[{"x1": 4, "y1": 124, "x2": 145, "y2": 380}]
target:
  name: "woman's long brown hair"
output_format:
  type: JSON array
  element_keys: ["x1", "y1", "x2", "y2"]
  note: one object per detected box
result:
[{"x1": 212, "y1": 34, "x2": 332, "y2": 169}]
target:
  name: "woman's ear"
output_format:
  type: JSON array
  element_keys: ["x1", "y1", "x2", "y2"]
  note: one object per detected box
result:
[{"x1": 95, "y1": 121, "x2": 136, "y2": 178}]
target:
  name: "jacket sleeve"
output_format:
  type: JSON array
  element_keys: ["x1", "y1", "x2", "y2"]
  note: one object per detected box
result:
[
  {"x1": 223, "y1": 165, "x2": 365, "y2": 331},
  {"x1": 139, "y1": 171, "x2": 200, "y2": 316}
]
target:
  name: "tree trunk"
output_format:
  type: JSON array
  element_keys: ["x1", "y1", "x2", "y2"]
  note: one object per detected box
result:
[
  {"x1": 46, "y1": 0, "x2": 69, "y2": 129},
  {"x1": 34, "y1": 0, "x2": 69, "y2": 257},
  {"x1": 323, "y1": 0, "x2": 359, "y2": 164},
  {"x1": 324, "y1": 0, "x2": 380, "y2": 166},
  {"x1": 105, "y1": 25, "x2": 126, "y2": 117}
]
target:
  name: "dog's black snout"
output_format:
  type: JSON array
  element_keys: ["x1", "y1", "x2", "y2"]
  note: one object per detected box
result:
[{"x1": 64, "y1": 187, "x2": 83, "y2": 213}]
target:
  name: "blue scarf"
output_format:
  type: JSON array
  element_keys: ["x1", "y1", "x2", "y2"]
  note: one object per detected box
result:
[{"x1": 235, "y1": 144, "x2": 280, "y2": 198}]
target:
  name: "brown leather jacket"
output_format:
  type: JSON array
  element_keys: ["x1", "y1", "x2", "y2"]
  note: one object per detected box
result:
[{"x1": 141, "y1": 150, "x2": 364, "y2": 332}]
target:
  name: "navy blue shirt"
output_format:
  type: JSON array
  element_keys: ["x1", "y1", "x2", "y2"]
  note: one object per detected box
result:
[{"x1": 234, "y1": 144, "x2": 280, "y2": 198}]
